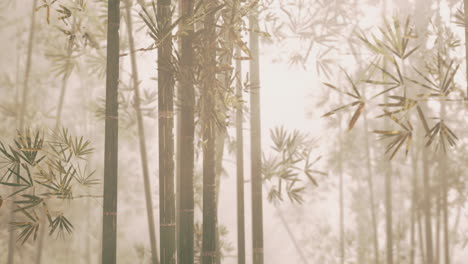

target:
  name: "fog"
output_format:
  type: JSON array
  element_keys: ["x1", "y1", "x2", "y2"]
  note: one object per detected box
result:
[{"x1": 1, "y1": 0, "x2": 468, "y2": 264}]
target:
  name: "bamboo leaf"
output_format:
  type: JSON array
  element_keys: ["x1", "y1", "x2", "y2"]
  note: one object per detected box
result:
[{"x1": 348, "y1": 102, "x2": 365, "y2": 131}]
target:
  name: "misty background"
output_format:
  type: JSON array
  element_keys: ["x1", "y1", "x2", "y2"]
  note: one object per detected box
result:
[{"x1": 1, "y1": 0, "x2": 468, "y2": 264}]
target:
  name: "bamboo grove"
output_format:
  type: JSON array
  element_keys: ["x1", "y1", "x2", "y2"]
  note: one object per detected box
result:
[{"x1": 0, "y1": 0, "x2": 468, "y2": 264}]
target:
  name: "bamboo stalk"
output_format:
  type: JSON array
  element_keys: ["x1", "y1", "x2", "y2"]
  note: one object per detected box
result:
[
  {"x1": 464, "y1": 0, "x2": 468, "y2": 97},
  {"x1": 101, "y1": 0, "x2": 120, "y2": 262},
  {"x1": 157, "y1": 0, "x2": 176, "y2": 263},
  {"x1": 201, "y1": 2, "x2": 218, "y2": 263},
  {"x1": 422, "y1": 147, "x2": 434, "y2": 264},
  {"x1": 18, "y1": 0, "x2": 38, "y2": 131},
  {"x1": 54, "y1": 19, "x2": 75, "y2": 130},
  {"x1": 9, "y1": 1, "x2": 38, "y2": 263},
  {"x1": 124, "y1": 1, "x2": 160, "y2": 263},
  {"x1": 249, "y1": 3, "x2": 264, "y2": 263},
  {"x1": 178, "y1": 0, "x2": 195, "y2": 263},
  {"x1": 338, "y1": 85, "x2": 345, "y2": 264},
  {"x1": 410, "y1": 146, "x2": 419, "y2": 264},
  {"x1": 437, "y1": 3, "x2": 450, "y2": 262},
  {"x1": 363, "y1": 93, "x2": 380, "y2": 264},
  {"x1": 235, "y1": 45, "x2": 246, "y2": 264}
]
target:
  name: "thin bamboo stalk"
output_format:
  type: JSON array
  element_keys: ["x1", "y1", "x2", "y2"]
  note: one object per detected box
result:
[
  {"x1": 235, "y1": 45, "x2": 246, "y2": 264},
  {"x1": 124, "y1": 1, "x2": 159, "y2": 263},
  {"x1": 464, "y1": 0, "x2": 468, "y2": 97},
  {"x1": 249, "y1": 3, "x2": 264, "y2": 263},
  {"x1": 9, "y1": 1, "x2": 38, "y2": 263}
]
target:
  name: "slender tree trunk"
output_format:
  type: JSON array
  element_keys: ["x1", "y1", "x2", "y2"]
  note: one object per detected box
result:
[
  {"x1": 102, "y1": 0, "x2": 120, "y2": 262},
  {"x1": 214, "y1": 129, "x2": 226, "y2": 264},
  {"x1": 417, "y1": 208, "x2": 426, "y2": 264},
  {"x1": 464, "y1": 0, "x2": 468, "y2": 97},
  {"x1": 124, "y1": 1, "x2": 160, "y2": 263},
  {"x1": 435, "y1": 1, "x2": 451, "y2": 260},
  {"x1": 380, "y1": 2, "x2": 394, "y2": 264},
  {"x1": 86, "y1": 198, "x2": 92, "y2": 264},
  {"x1": 235, "y1": 46, "x2": 246, "y2": 264},
  {"x1": 338, "y1": 97, "x2": 345, "y2": 264},
  {"x1": 382, "y1": 58, "x2": 393, "y2": 264},
  {"x1": 18, "y1": 0, "x2": 37, "y2": 131},
  {"x1": 435, "y1": 191, "x2": 441, "y2": 264},
  {"x1": 363, "y1": 101, "x2": 380, "y2": 264},
  {"x1": 441, "y1": 106, "x2": 449, "y2": 264},
  {"x1": 450, "y1": 202, "x2": 462, "y2": 257},
  {"x1": 178, "y1": 0, "x2": 195, "y2": 263},
  {"x1": 356, "y1": 194, "x2": 367, "y2": 263},
  {"x1": 157, "y1": 0, "x2": 176, "y2": 263},
  {"x1": 249, "y1": 4, "x2": 264, "y2": 264},
  {"x1": 410, "y1": 187, "x2": 415, "y2": 264},
  {"x1": 9, "y1": 1, "x2": 38, "y2": 263},
  {"x1": 201, "y1": 2, "x2": 218, "y2": 263},
  {"x1": 81, "y1": 51, "x2": 93, "y2": 264},
  {"x1": 349, "y1": 37, "x2": 380, "y2": 264},
  {"x1": 35, "y1": 217, "x2": 46, "y2": 264},
  {"x1": 423, "y1": 148, "x2": 433, "y2": 264},
  {"x1": 215, "y1": 131, "x2": 226, "y2": 209},
  {"x1": 384, "y1": 140, "x2": 393, "y2": 264},
  {"x1": 214, "y1": 3, "x2": 244, "y2": 261},
  {"x1": 55, "y1": 21, "x2": 75, "y2": 130},
  {"x1": 175, "y1": 3, "x2": 182, "y2": 258},
  {"x1": 338, "y1": 33, "x2": 347, "y2": 263},
  {"x1": 410, "y1": 148, "x2": 419, "y2": 264}
]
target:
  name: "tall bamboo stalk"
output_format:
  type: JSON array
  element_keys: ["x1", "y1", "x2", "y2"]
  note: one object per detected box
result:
[
  {"x1": 54, "y1": 21, "x2": 75, "y2": 130},
  {"x1": 381, "y1": 2, "x2": 395, "y2": 263},
  {"x1": 18, "y1": 0, "x2": 37, "y2": 131},
  {"x1": 215, "y1": 131, "x2": 226, "y2": 209},
  {"x1": 178, "y1": 0, "x2": 195, "y2": 262},
  {"x1": 214, "y1": 3, "x2": 244, "y2": 261},
  {"x1": 201, "y1": 2, "x2": 218, "y2": 264},
  {"x1": 435, "y1": 190, "x2": 441, "y2": 264},
  {"x1": 175, "y1": 2, "x2": 182, "y2": 257},
  {"x1": 380, "y1": 11, "x2": 393, "y2": 260},
  {"x1": 157, "y1": 0, "x2": 176, "y2": 263},
  {"x1": 9, "y1": 1, "x2": 38, "y2": 263},
  {"x1": 441, "y1": 33, "x2": 450, "y2": 264},
  {"x1": 436, "y1": 3, "x2": 450, "y2": 262},
  {"x1": 464, "y1": 0, "x2": 468, "y2": 97},
  {"x1": 348, "y1": 35, "x2": 380, "y2": 264},
  {"x1": 382, "y1": 21, "x2": 393, "y2": 264},
  {"x1": 412, "y1": 1, "x2": 432, "y2": 263},
  {"x1": 410, "y1": 147, "x2": 419, "y2": 264},
  {"x1": 102, "y1": 0, "x2": 120, "y2": 262},
  {"x1": 384, "y1": 78, "x2": 393, "y2": 264},
  {"x1": 423, "y1": 148, "x2": 433, "y2": 264},
  {"x1": 124, "y1": 1, "x2": 159, "y2": 263},
  {"x1": 249, "y1": 3, "x2": 264, "y2": 264},
  {"x1": 417, "y1": 206, "x2": 426, "y2": 264},
  {"x1": 214, "y1": 129, "x2": 226, "y2": 264},
  {"x1": 235, "y1": 45, "x2": 246, "y2": 264},
  {"x1": 363, "y1": 89, "x2": 380, "y2": 264},
  {"x1": 441, "y1": 92, "x2": 450, "y2": 264},
  {"x1": 338, "y1": 92, "x2": 344, "y2": 264}
]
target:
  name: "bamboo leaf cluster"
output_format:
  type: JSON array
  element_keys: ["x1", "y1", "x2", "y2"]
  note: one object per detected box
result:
[{"x1": 0, "y1": 128, "x2": 97, "y2": 244}]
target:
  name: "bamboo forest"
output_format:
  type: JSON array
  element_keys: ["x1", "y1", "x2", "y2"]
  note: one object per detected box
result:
[{"x1": 1, "y1": 0, "x2": 468, "y2": 263}]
